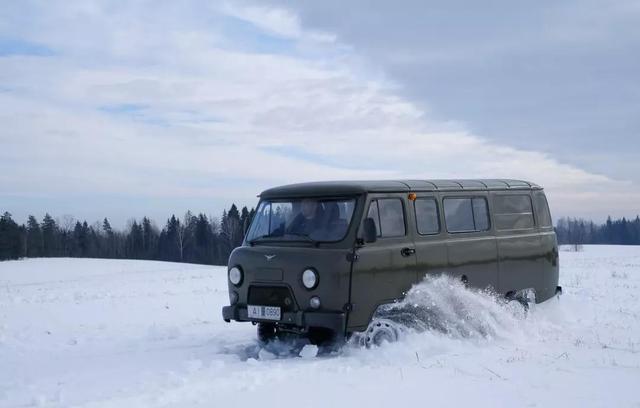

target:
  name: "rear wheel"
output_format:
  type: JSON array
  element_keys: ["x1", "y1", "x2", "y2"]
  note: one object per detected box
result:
[{"x1": 506, "y1": 288, "x2": 536, "y2": 313}]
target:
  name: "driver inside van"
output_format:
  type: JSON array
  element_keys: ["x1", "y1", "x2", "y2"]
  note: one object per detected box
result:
[{"x1": 287, "y1": 199, "x2": 324, "y2": 236}]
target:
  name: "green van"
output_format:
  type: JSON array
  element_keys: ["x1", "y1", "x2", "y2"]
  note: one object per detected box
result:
[{"x1": 222, "y1": 180, "x2": 561, "y2": 347}]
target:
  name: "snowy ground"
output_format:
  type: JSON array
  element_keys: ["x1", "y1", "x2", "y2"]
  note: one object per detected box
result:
[{"x1": 1, "y1": 245, "x2": 639, "y2": 407}]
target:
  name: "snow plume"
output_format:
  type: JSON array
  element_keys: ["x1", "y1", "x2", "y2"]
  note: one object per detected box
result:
[{"x1": 373, "y1": 275, "x2": 531, "y2": 341}]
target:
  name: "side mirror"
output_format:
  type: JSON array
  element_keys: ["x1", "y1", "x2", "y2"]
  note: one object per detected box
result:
[{"x1": 363, "y1": 217, "x2": 378, "y2": 243}]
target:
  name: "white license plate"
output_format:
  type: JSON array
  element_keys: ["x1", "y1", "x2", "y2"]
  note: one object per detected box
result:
[{"x1": 247, "y1": 305, "x2": 281, "y2": 321}]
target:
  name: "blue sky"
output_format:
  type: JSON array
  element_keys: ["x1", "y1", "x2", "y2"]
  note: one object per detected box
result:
[
  {"x1": 0, "y1": 39, "x2": 55, "y2": 57},
  {"x1": 1, "y1": 1, "x2": 638, "y2": 227}
]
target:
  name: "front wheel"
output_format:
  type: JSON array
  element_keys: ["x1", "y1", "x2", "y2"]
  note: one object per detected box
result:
[
  {"x1": 360, "y1": 318, "x2": 400, "y2": 348},
  {"x1": 257, "y1": 322, "x2": 277, "y2": 344}
]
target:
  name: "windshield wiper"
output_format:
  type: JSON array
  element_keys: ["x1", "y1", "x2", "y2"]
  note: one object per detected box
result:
[
  {"x1": 249, "y1": 232, "x2": 317, "y2": 246},
  {"x1": 285, "y1": 232, "x2": 317, "y2": 244},
  {"x1": 248, "y1": 233, "x2": 280, "y2": 245}
]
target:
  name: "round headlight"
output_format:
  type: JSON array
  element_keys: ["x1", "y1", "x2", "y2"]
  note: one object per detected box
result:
[
  {"x1": 302, "y1": 268, "x2": 318, "y2": 289},
  {"x1": 229, "y1": 267, "x2": 243, "y2": 286}
]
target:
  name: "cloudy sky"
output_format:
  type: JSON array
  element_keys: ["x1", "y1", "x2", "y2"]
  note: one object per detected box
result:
[{"x1": 1, "y1": 0, "x2": 638, "y2": 227}]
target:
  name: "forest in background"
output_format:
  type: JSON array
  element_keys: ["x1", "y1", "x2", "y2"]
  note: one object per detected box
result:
[
  {"x1": 554, "y1": 216, "x2": 640, "y2": 246},
  {"x1": 0, "y1": 205, "x2": 254, "y2": 264},
  {"x1": 1, "y1": 210, "x2": 639, "y2": 263}
]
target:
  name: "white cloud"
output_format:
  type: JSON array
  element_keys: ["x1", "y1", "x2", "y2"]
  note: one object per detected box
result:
[
  {"x1": 220, "y1": 3, "x2": 302, "y2": 39},
  {"x1": 0, "y1": 1, "x2": 637, "y2": 225},
  {"x1": 219, "y1": 2, "x2": 336, "y2": 43}
]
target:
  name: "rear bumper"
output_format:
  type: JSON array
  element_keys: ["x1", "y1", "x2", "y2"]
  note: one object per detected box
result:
[{"x1": 222, "y1": 305, "x2": 346, "y2": 334}]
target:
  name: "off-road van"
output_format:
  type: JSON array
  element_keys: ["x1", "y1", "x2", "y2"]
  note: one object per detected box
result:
[{"x1": 222, "y1": 180, "x2": 561, "y2": 346}]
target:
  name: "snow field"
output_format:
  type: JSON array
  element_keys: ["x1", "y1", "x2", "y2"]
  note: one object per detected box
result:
[{"x1": 1, "y1": 246, "x2": 639, "y2": 407}]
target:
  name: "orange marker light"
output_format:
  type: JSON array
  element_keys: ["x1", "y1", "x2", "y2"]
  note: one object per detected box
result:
[{"x1": 408, "y1": 193, "x2": 417, "y2": 201}]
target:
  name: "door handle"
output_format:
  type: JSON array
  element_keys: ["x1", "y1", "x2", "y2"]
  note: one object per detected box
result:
[{"x1": 401, "y1": 247, "x2": 416, "y2": 257}]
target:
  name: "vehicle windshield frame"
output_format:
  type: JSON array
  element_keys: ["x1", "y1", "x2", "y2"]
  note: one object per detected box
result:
[{"x1": 245, "y1": 196, "x2": 359, "y2": 245}]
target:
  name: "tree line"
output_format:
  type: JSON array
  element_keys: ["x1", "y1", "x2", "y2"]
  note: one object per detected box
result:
[
  {"x1": 555, "y1": 216, "x2": 640, "y2": 245},
  {"x1": 0, "y1": 204, "x2": 255, "y2": 264},
  {"x1": 2, "y1": 211, "x2": 640, "y2": 262}
]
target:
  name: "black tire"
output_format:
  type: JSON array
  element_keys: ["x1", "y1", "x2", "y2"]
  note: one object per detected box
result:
[
  {"x1": 257, "y1": 322, "x2": 277, "y2": 344},
  {"x1": 308, "y1": 328, "x2": 343, "y2": 355},
  {"x1": 505, "y1": 290, "x2": 531, "y2": 313},
  {"x1": 307, "y1": 327, "x2": 335, "y2": 346}
]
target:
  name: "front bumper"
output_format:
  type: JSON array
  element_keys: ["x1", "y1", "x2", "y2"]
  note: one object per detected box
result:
[{"x1": 222, "y1": 305, "x2": 346, "y2": 334}]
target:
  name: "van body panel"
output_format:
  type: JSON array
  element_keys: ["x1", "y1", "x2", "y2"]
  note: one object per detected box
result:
[
  {"x1": 537, "y1": 231, "x2": 559, "y2": 301},
  {"x1": 445, "y1": 235, "x2": 499, "y2": 290},
  {"x1": 496, "y1": 232, "x2": 542, "y2": 295},
  {"x1": 412, "y1": 194, "x2": 449, "y2": 283},
  {"x1": 347, "y1": 194, "x2": 417, "y2": 331},
  {"x1": 441, "y1": 192, "x2": 499, "y2": 290}
]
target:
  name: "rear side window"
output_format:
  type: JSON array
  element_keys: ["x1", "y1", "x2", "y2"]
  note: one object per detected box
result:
[
  {"x1": 444, "y1": 197, "x2": 490, "y2": 233},
  {"x1": 414, "y1": 198, "x2": 440, "y2": 235},
  {"x1": 493, "y1": 194, "x2": 534, "y2": 230},
  {"x1": 367, "y1": 198, "x2": 406, "y2": 237},
  {"x1": 533, "y1": 192, "x2": 552, "y2": 227}
]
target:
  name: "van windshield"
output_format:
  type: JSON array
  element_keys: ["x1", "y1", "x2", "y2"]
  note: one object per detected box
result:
[{"x1": 246, "y1": 198, "x2": 356, "y2": 244}]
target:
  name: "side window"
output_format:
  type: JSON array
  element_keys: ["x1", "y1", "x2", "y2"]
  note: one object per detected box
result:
[
  {"x1": 533, "y1": 192, "x2": 552, "y2": 227},
  {"x1": 444, "y1": 197, "x2": 490, "y2": 233},
  {"x1": 414, "y1": 198, "x2": 440, "y2": 235},
  {"x1": 493, "y1": 194, "x2": 534, "y2": 230},
  {"x1": 366, "y1": 200, "x2": 381, "y2": 237},
  {"x1": 367, "y1": 198, "x2": 406, "y2": 237},
  {"x1": 472, "y1": 198, "x2": 490, "y2": 231},
  {"x1": 379, "y1": 199, "x2": 406, "y2": 237}
]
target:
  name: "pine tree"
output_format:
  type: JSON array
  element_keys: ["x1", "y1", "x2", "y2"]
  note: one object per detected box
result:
[
  {"x1": 160, "y1": 215, "x2": 181, "y2": 262},
  {"x1": 0, "y1": 212, "x2": 22, "y2": 260},
  {"x1": 218, "y1": 204, "x2": 245, "y2": 263},
  {"x1": 180, "y1": 211, "x2": 197, "y2": 262},
  {"x1": 194, "y1": 213, "x2": 215, "y2": 264},
  {"x1": 73, "y1": 221, "x2": 86, "y2": 257},
  {"x1": 240, "y1": 206, "x2": 250, "y2": 236},
  {"x1": 124, "y1": 220, "x2": 140, "y2": 258},
  {"x1": 102, "y1": 218, "x2": 113, "y2": 235},
  {"x1": 248, "y1": 207, "x2": 256, "y2": 227},
  {"x1": 605, "y1": 216, "x2": 613, "y2": 243},
  {"x1": 41, "y1": 214, "x2": 58, "y2": 257},
  {"x1": 141, "y1": 217, "x2": 158, "y2": 259},
  {"x1": 102, "y1": 218, "x2": 115, "y2": 257},
  {"x1": 26, "y1": 215, "x2": 43, "y2": 257}
]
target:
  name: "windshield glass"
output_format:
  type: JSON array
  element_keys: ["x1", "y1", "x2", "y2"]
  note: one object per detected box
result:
[{"x1": 246, "y1": 198, "x2": 356, "y2": 243}]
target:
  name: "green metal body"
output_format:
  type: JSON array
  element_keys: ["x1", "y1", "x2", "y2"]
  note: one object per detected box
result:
[{"x1": 221, "y1": 179, "x2": 559, "y2": 336}]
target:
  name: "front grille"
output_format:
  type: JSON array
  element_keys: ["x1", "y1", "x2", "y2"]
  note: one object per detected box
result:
[{"x1": 248, "y1": 286, "x2": 297, "y2": 312}]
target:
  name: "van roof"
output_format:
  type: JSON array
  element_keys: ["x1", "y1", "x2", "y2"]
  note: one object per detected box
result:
[{"x1": 260, "y1": 179, "x2": 542, "y2": 198}]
